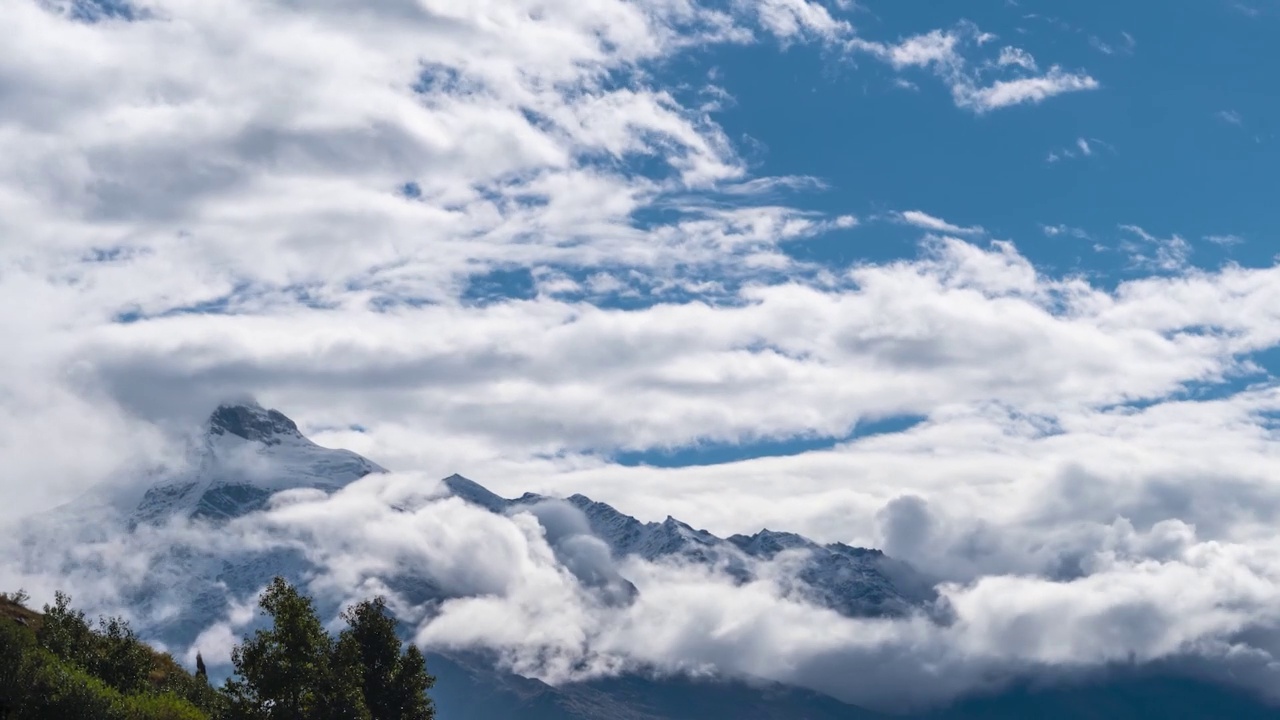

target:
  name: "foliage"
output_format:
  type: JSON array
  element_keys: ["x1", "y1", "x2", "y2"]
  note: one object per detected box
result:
[
  {"x1": 2, "y1": 592, "x2": 210, "y2": 720},
  {"x1": 222, "y1": 577, "x2": 369, "y2": 719},
  {"x1": 337, "y1": 597, "x2": 436, "y2": 720},
  {"x1": 1, "y1": 583, "x2": 437, "y2": 720}
]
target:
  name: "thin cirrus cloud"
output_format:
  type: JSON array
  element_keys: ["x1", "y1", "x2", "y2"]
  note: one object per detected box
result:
[
  {"x1": 895, "y1": 210, "x2": 984, "y2": 236},
  {"x1": 1047, "y1": 136, "x2": 1099, "y2": 163}
]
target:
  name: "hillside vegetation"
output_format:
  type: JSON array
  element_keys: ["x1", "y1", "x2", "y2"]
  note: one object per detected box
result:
[{"x1": 0, "y1": 581, "x2": 435, "y2": 720}]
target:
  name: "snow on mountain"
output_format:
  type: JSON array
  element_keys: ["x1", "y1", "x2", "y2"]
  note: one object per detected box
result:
[
  {"x1": 442, "y1": 477, "x2": 937, "y2": 619},
  {"x1": 129, "y1": 401, "x2": 383, "y2": 525},
  {"x1": 26, "y1": 403, "x2": 933, "y2": 655}
]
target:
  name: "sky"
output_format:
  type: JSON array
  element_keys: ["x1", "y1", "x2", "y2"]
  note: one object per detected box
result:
[{"x1": 4, "y1": 0, "x2": 1280, "y2": 710}]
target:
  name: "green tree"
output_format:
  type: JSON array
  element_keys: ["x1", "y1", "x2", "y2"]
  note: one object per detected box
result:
[
  {"x1": 91, "y1": 615, "x2": 154, "y2": 696},
  {"x1": 385, "y1": 645, "x2": 435, "y2": 720},
  {"x1": 3, "y1": 592, "x2": 211, "y2": 720},
  {"x1": 336, "y1": 597, "x2": 435, "y2": 720},
  {"x1": 0, "y1": 619, "x2": 37, "y2": 718},
  {"x1": 37, "y1": 591, "x2": 95, "y2": 668},
  {"x1": 223, "y1": 578, "x2": 368, "y2": 720}
]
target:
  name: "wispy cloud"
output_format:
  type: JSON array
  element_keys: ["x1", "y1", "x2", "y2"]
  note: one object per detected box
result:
[
  {"x1": 1217, "y1": 109, "x2": 1244, "y2": 126},
  {"x1": 1119, "y1": 224, "x2": 1192, "y2": 271},
  {"x1": 1046, "y1": 137, "x2": 1110, "y2": 164},
  {"x1": 850, "y1": 24, "x2": 1099, "y2": 113},
  {"x1": 1205, "y1": 233, "x2": 1245, "y2": 246},
  {"x1": 958, "y1": 67, "x2": 1099, "y2": 112},
  {"x1": 997, "y1": 46, "x2": 1038, "y2": 71},
  {"x1": 1041, "y1": 224, "x2": 1091, "y2": 240},
  {"x1": 1089, "y1": 31, "x2": 1137, "y2": 55},
  {"x1": 895, "y1": 210, "x2": 984, "y2": 236}
]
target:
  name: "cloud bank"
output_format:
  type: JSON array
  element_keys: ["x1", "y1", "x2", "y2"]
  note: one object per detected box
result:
[{"x1": 2, "y1": 0, "x2": 1279, "y2": 713}]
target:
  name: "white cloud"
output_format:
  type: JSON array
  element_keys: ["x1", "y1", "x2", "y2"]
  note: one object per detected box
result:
[
  {"x1": 1119, "y1": 224, "x2": 1192, "y2": 272},
  {"x1": 1218, "y1": 109, "x2": 1245, "y2": 126},
  {"x1": 850, "y1": 24, "x2": 1098, "y2": 113},
  {"x1": 895, "y1": 210, "x2": 983, "y2": 236},
  {"x1": 4, "y1": 0, "x2": 1280, "y2": 712},
  {"x1": 1041, "y1": 224, "x2": 1091, "y2": 240},
  {"x1": 1046, "y1": 136, "x2": 1109, "y2": 164},
  {"x1": 0, "y1": 0, "x2": 868, "y2": 518},
  {"x1": 1205, "y1": 233, "x2": 1245, "y2": 247},
  {"x1": 750, "y1": 0, "x2": 851, "y2": 43},
  {"x1": 956, "y1": 66, "x2": 1099, "y2": 113},
  {"x1": 997, "y1": 46, "x2": 1038, "y2": 71}
]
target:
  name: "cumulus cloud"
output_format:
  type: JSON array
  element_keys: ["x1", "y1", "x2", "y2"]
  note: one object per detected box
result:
[
  {"x1": 0, "y1": 0, "x2": 861, "y2": 518},
  {"x1": 4, "y1": 0, "x2": 1280, "y2": 714}
]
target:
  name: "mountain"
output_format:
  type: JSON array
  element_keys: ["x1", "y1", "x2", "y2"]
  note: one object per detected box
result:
[
  {"x1": 426, "y1": 650, "x2": 887, "y2": 720},
  {"x1": 107, "y1": 403, "x2": 934, "y2": 631},
  {"x1": 427, "y1": 651, "x2": 1280, "y2": 720},
  {"x1": 24, "y1": 402, "x2": 1280, "y2": 719},
  {"x1": 440, "y1": 475, "x2": 937, "y2": 619},
  {"x1": 130, "y1": 401, "x2": 383, "y2": 525}
]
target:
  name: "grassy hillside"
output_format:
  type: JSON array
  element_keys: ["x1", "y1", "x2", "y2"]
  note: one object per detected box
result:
[
  {"x1": 0, "y1": 590, "x2": 217, "y2": 720},
  {"x1": 0, "y1": 593, "x2": 40, "y2": 627}
]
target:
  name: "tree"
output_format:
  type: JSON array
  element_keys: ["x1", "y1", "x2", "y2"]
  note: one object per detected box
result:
[
  {"x1": 223, "y1": 577, "x2": 368, "y2": 720},
  {"x1": 37, "y1": 592, "x2": 95, "y2": 669},
  {"x1": 91, "y1": 615, "x2": 154, "y2": 696},
  {"x1": 0, "y1": 619, "x2": 36, "y2": 719},
  {"x1": 4, "y1": 591, "x2": 215, "y2": 720},
  {"x1": 385, "y1": 645, "x2": 435, "y2": 720},
  {"x1": 336, "y1": 597, "x2": 435, "y2": 720}
]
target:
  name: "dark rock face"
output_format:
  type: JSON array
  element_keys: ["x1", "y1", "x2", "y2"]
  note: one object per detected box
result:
[
  {"x1": 208, "y1": 403, "x2": 301, "y2": 445},
  {"x1": 132, "y1": 481, "x2": 200, "y2": 526},
  {"x1": 191, "y1": 483, "x2": 274, "y2": 522}
]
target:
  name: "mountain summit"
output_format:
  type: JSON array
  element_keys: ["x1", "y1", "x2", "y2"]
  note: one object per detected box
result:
[
  {"x1": 130, "y1": 402, "x2": 383, "y2": 525},
  {"x1": 207, "y1": 401, "x2": 304, "y2": 445}
]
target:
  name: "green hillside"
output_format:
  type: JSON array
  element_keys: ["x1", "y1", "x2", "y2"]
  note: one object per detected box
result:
[{"x1": 0, "y1": 582, "x2": 435, "y2": 720}]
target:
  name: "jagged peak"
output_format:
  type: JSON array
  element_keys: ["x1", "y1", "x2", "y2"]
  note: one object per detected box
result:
[
  {"x1": 727, "y1": 528, "x2": 815, "y2": 558},
  {"x1": 206, "y1": 401, "x2": 303, "y2": 445},
  {"x1": 441, "y1": 474, "x2": 510, "y2": 512}
]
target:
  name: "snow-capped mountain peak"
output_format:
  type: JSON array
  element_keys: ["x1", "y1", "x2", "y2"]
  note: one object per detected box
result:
[
  {"x1": 29, "y1": 404, "x2": 937, "y2": 660},
  {"x1": 206, "y1": 401, "x2": 304, "y2": 445},
  {"x1": 130, "y1": 403, "x2": 383, "y2": 524}
]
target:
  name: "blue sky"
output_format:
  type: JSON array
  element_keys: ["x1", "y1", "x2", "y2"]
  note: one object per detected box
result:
[
  {"x1": 2, "y1": 0, "x2": 1278, "y2": 494},
  {"x1": 563, "y1": 0, "x2": 1280, "y2": 463},
  {"x1": 1, "y1": 0, "x2": 1276, "y2": 508},
  {"x1": 679, "y1": 1, "x2": 1275, "y2": 276},
  {"x1": 10, "y1": 0, "x2": 1280, "y2": 707}
]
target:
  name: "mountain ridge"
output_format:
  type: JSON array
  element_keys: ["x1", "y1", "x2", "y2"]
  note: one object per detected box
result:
[{"x1": 25, "y1": 402, "x2": 1280, "y2": 719}]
